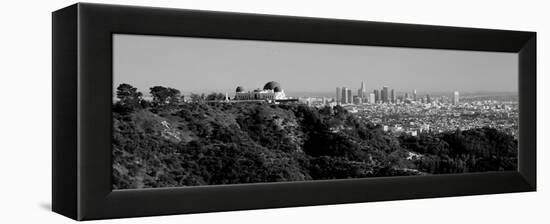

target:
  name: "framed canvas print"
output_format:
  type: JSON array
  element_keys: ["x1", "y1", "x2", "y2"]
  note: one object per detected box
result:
[{"x1": 52, "y1": 3, "x2": 536, "y2": 221}]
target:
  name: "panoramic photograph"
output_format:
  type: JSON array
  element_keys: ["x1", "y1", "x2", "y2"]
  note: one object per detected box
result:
[{"x1": 112, "y1": 34, "x2": 519, "y2": 189}]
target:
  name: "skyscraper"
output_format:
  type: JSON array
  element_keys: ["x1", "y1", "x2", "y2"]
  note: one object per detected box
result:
[
  {"x1": 426, "y1": 94, "x2": 431, "y2": 103},
  {"x1": 453, "y1": 91, "x2": 460, "y2": 105},
  {"x1": 382, "y1": 86, "x2": 389, "y2": 103},
  {"x1": 336, "y1": 87, "x2": 341, "y2": 105},
  {"x1": 369, "y1": 93, "x2": 375, "y2": 104},
  {"x1": 359, "y1": 81, "x2": 366, "y2": 99},
  {"x1": 390, "y1": 89, "x2": 395, "y2": 103},
  {"x1": 347, "y1": 88, "x2": 352, "y2": 104},
  {"x1": 374, "y1": 89, "x2": 380, "y2": 103},
  {"x1": 341, "y1": 87, "x2": 347, "y2": 105},
  {"x1": 413, "y1": 89, "x2": 417, "y2": 101}
]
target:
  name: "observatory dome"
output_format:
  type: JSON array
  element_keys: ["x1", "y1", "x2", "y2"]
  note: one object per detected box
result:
[{"x1": 263, "y1": 81, "x2": 281, "y2": 91}]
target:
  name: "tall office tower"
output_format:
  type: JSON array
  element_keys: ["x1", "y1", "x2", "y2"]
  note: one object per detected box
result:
[
  {"x1": 336, "y1": 87, "x2": 341, "y2": 105},
  {"x1": 341, "y1": 87, "x2": 347, "y2": 105},
  {"x1": 426, "y1": 94, "x2": 431, "y2": 103},
  {"x1": 347, "y1": 88, "x2": 352, "y2": 104},
  {"x1": 405, "y1": 93, "x2": 409, "y2": 99},
  {"x1": 382, "y1": 86, "x2": 389, "y2": 103},
  {"x1": 374, "y1": 90, "x2": 380, "y2": 103},
  {"x1": 390, "y1": 89, "x2": 395, "y2": 103},
  {"x1": 413, "y1": 89, "x2": 417, "y2": 101},
  {"x1": 453, "y1": 91, "x2": 460, "y2": 105},
  {"x1": 369, "y1": 93, "x2": 375, "y2": 104},
  {"x1": 359, "y1": 81, "x2": 366, "y2": 98}
]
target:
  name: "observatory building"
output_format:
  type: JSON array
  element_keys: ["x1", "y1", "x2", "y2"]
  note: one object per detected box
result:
[{"x1": 234, "y1": 81, "x2": 290, "y2": 102}]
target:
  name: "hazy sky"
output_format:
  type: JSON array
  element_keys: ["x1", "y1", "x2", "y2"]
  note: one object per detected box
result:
[{"x1": 113, "y1": 34, "x2": 518, "y2": 96}]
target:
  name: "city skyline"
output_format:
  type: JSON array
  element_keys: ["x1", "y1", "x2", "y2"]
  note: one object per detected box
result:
[
  {"x1": 335, "y1": 83, "x2": 446, "y2": 105},
  {"x1": 114, "y1": 34, "x2": 518, "y2": 95}
]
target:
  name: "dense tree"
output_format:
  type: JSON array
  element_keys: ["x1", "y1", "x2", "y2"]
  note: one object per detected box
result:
[
  {"x1": 149, "y1": 86, "x2": 181, "y2": 107},
  {"x1": 114, "y1": 83, "x2": 143, "y2": 114},
  {"x1": 116, "y1": 83, "x2": 142, "y2": 104},
  {"x1": 400, "y1": 127, "x2": 517, "y2": 173},
  {"x1": 206, "y1": 93, "x2": 226, "y2": 101}
]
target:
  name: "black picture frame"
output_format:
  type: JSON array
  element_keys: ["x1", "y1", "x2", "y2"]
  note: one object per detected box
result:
[{"x1": 52, "y1": 3, "x2": 536, "y2": 221}]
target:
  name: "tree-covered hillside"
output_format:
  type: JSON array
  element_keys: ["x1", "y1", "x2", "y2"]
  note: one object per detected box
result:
[{"x1": 112, "y1": 84, "x2": 517, "y2": 189}]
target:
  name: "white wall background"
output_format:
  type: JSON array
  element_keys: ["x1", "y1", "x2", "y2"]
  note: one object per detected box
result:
[{"x1": 0, "y1": 0, "x2": 546, "y2": 223}]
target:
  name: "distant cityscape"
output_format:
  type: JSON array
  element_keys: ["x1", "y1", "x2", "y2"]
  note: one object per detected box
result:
[{"x1": 297, "y1": 81, "x2": 518, "y2": 139}]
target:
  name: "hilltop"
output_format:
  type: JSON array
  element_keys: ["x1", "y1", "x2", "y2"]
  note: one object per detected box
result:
[{"x1": 112, "y1": 100, "x2": 517, "y2": 189}]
